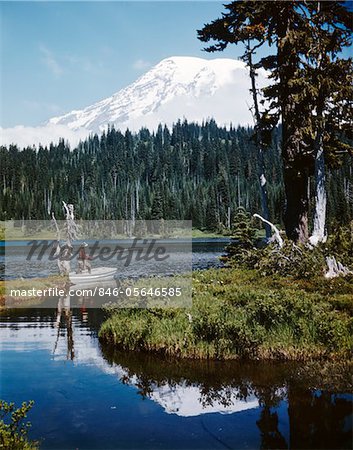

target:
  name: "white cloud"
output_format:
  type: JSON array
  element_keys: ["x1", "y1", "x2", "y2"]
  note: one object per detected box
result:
[
  {"x1": 39, "y1": 45, "x2": 64, "y2": 77},
  {"x1": 0, "y1": 124, "x2": 89, "y2": 149},
  {"x1": 132, "y1": 59, "x2": 151, "y2": 70}
]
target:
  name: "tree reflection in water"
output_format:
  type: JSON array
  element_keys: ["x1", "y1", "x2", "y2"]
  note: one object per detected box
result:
[
  {"x1": 257, "y1": 407, "x2": 288, "y2": 449},
  {"x1": 53, "y1": 282, "x2": 75, "y2": 360},
  {"x1": 53, "y1": 286, "x2": 95, "y2": 360},
  {"x1": 288, "y1": 388, "x2": 352, "y2": 449},
  {"x1": 101, "y1": 346, "x2": 353, "y2": 449}
]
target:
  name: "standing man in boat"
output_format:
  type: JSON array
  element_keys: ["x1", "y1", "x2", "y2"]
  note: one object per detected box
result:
[{"x1": 77, "y1": 242, "x2": 92, "y2": 274}]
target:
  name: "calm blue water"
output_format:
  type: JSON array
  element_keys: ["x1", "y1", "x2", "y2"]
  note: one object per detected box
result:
[
  {"x1": 1, "y1": 241, "x2": 352, "y2": 449},
  {"x1": 1, "y1": 238, "x2": 228, "y2": 280},
  {"x1": 0, "y1": 308, "x2": 352, "y2": 450}
]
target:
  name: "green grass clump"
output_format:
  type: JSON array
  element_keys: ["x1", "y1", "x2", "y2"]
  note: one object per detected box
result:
[{"x1": 99, "y1": 268, "x2": 353, "y2": 361}]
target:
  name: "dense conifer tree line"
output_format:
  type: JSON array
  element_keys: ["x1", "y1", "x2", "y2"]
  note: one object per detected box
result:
[{"x1": 0, "y1": 120, "x2": 352, "y2": 232}]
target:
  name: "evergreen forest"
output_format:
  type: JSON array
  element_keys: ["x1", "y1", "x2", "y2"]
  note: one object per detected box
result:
[{"x1": 1, "y1": 120, "x2": 352, "y2": 232}]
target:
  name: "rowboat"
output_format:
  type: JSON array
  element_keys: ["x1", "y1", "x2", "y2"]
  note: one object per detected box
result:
[{"x1": 69, "y1": 267, "x2": 117, "y2": 285}]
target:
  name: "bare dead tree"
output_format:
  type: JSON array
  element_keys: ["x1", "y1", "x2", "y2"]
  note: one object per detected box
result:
[
  {"x1": 52, "y1": 202, "x2": 79, "y2": 275},
  {"x1": 253, "y1": 214, "x2": 283, "y2": 248},
  {"x1": 246, "y1": 41, "x2": 271, "y2": 241}
]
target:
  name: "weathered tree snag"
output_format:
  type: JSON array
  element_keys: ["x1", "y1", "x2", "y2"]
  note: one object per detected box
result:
[
  {"x1": 253, "y1": 213, "x2": 283, "y2": 248},
  {"x1": 246, "y1": 43, "x2": 271, "y2": 241},
  {"x1": 62, "y1": 201, "x2": 79, "y2": 245},
  {"x1": 52, "y1": 212, "x2": 61, "y2": 241},
  {"x1": 308, "y1": 24, "x2": 329, "y2": 248},
  {"x1": 325, "y1": 256, "x2": 352, "y2": 279},
  {"x1": 52, "y1": 212, "x2": 69, "y2": 275},
  {"x1": 52, "y1": 202, "x2": 78, "y2": 275},
  {"x1": 309, "y1": 131, "x2": 327, "y2": 246}
]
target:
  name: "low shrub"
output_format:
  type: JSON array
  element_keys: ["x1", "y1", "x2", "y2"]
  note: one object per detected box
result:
[
  {"x1": 223, "y1": 217, "x2": 353, "y2": 280},
  {"x1": 0, "y1": 400, "x2": 38, "y2": 450},
  {"x1": 325, "y1": 222, "x2": 353, "y2": 267}
]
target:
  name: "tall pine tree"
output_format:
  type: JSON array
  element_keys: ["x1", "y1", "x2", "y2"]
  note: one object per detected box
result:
[{"x1": 198, "y1": 0, "x2": 352, "y2": 243}]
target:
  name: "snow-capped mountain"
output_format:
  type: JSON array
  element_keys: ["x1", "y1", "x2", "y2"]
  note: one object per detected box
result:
[{"x1": 1, "y1": 56, "x2": 268, "y2": 148}]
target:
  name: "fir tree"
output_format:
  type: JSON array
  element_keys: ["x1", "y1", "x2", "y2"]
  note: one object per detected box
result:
[
  {"x1": 198, "y1": 0, "x2": 353, "y2": 243},
  {"x1": 223, "y1": 206, "x2": 257, "y2": 264}
]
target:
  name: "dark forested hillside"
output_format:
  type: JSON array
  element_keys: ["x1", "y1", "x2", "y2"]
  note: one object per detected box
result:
[{"x1": 0, "y1": 120, "x2": 352, "y2": 231}]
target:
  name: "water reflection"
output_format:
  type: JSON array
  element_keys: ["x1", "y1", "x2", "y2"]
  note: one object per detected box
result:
[
  {"x1": 287, "y1": 390, "x2": 352, "y2": 449},
  {"x1": 53, "y1": 283, "x2": 75, "y2": 360},
  {"x1": 0, "y1": 308, "x2": 352, "y2": 449},
  {"x1": 52, "y1": 285, "x2": 100, "y2": 360},
  {"x1": 102, "y1": 348, "x2": 353, "y2": 449}
]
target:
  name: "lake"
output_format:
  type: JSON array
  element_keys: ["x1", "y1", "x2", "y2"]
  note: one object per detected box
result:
[
  {"x1": 0, "y1": 240, "x2": 352, "y2": 449},
  {"x1": 1, "y1": 238, "x2": 228, "y2": 280},
  {"x1": 0, "y1": 308, "x2": 352, "y2": 449}
]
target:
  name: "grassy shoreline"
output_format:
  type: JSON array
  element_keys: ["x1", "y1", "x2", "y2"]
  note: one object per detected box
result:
[
  {"x1": 99, "y1": 268, "x2": 353, "y2": 361},
  {"x1": 0, "y1": 275, "x2": 68, "y2": 309},
  {"x1": 1, "y1": 223, "x2": 229, "y2": 240}
]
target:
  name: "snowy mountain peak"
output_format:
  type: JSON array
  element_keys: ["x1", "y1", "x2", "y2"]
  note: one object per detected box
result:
[
  {"x1": 1, "y1": 56, "x2": 268, "y2": 148},
  {"x1": 48, "y1": 56, "x2": 265, "y2": 135},
  {"x1": 149, "y1": 56, "x2": 246, "y2": 84}
]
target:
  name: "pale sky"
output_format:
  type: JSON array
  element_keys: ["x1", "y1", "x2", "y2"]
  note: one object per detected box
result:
[{"x1": 1, "y1": 1, "x2": 246, "y2": 127}]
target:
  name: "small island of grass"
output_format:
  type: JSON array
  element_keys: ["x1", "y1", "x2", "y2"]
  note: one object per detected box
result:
[{"x1": 99, "y1": 267, "x2": 353, "y2": 361}]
